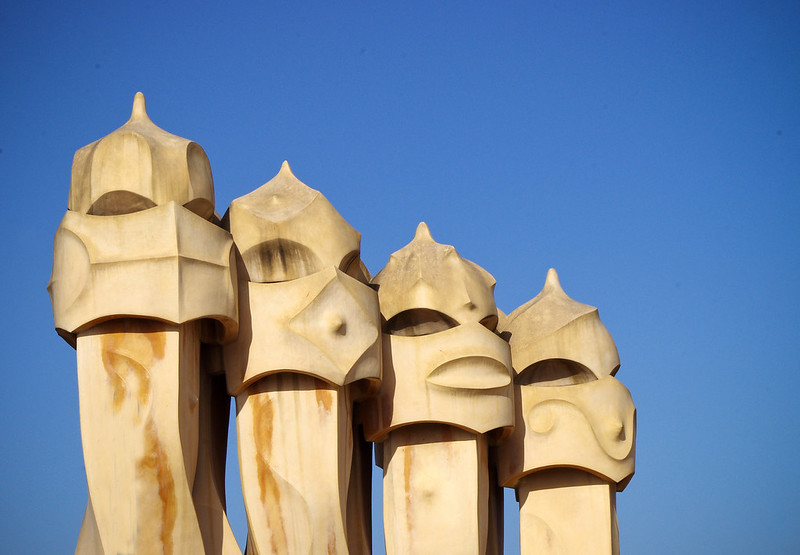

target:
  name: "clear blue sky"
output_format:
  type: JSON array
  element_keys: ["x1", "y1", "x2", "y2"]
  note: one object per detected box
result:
[{"x1": 1, "y1": 1, "x2": 798, "y2": 553}]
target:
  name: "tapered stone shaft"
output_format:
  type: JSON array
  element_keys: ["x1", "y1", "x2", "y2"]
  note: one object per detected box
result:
[
  {"x1": 76, "y1": 320, "x2": 205, "y2": 554},
  {"x1": 382, "y1": 426, "x2": 490, "y2": 554},
  {"x1": 517, "y1": 470, "x2": 619, "y2": 555},
  {"x1": 236, "y1": 374, "x2": 353, "y2": 553}
]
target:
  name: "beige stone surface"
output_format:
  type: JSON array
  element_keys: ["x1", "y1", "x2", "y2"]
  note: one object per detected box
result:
[
  {"x1": 192, "y1": 365, "x2": 241, "y2": 555},
  {"x1": 224, "y1": 161, "x2": 362, "y2": 283},
  {"x1": 364, "y1": 223, "x2": 513, "y2": 441},
  {"x1": 48, "y1": 202, "x2": 238, "y2": 346},
  {"x1": 224, "y1": 266, "x2": 381, "y2": 395},
  {"x1": 75, "y1": 498, "x2": 102, "y2": 555},
  {"x1": 54, "y1": 94, "x2": 641, "y2": 553},
  {"x1": 235, "y1": 374, "x2": 355, "y2": 554},
  {"x1": 503, "y1": 268, "x2": 619, "y2": 380},
  {"x1": 54, "y1": 93, "x2": 241, "y2": 555},
  {"x1": 382, "y1": 425, "x2": 489, "y2": 555},
  {"x1": 486, "y1": 450, "x2": 505, "y2": 555},
  {"x1": 372, "y1": 223, "x2": 498, "y2": 330},
  {"x1": 496, "y1": 268, "x2": 636, "y2": 488},
  {"x1": 75, "y1": 320, "x2": 206, "y2": 554},
  {"x1": 69, "y1": 93, "x2": 215, "y2": 219},
  {"x1": 363, "y1": 322, "x2": 513, "y2": 441},
  {"x1": 517, "y1": 469, "x2": 619, "y2": 555},
  {"x1": 346, "y1": 414, "x2": 374, "y2": 555},
  {"x1": 497, "y1": 375, "x2": 636, "y2": 488},
  {"x1": 496, "y1": 268, "x2": 636, "y2": 554}
]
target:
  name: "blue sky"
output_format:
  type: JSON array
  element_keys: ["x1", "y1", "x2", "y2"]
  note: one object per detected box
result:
[{"x1": 1, "y1": 1, "x2": 798, "y2": 553}]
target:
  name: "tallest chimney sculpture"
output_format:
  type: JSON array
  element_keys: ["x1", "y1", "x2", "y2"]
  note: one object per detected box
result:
[
  {"x1": 48, "y1": 93, "x2": 240, "y2": 554},
  {"x1": 50, "y1": 93, "x2": 636, "y2": 554}
]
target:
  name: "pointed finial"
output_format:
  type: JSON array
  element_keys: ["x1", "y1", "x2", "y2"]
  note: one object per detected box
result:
[
  {"x1": 130, "y1": 92, "x2": 148, "y2": 121},
  {"x1": 413, "y1": 222, "x2": 434, "y2": 242},
  {"x1": 277, "y1": 160, "x2": 301, "y2": 181},
  {"x1": 543, "y1": 267, "x2": 564, "y2": 294}
]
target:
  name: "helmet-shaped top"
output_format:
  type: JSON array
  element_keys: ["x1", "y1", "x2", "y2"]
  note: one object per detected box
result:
[
  {"x1": 69, "y1": 92, "x2": 215, "y2": 219},
  {"x1": 372, "y1": 222, "x2": 497, "y2": 332},
  {"x1": 503, "y1": 268, "x2": 620, "y2": 378},
  {"x1": 225, "y1": 161, "x2": 362, "y2": 283}
]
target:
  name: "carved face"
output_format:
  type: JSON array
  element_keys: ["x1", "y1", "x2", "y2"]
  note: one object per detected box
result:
[
  {"x1": 224, "y1": 267, "x2": 381, "y2": 395},
  {"x1": 497, "y1": 366, "x2": 636, "y2": 489},
  {"x1": 363, "y1": 321, "x2": 513, "y2": 441},
  {"x1": 48, "y1": 204, "x2": 238, "y2": 345}
]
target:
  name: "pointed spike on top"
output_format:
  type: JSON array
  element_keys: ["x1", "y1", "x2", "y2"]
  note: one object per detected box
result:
[
  {"x1": 276, "y1": 159, "x2": 304, "y2": 183},
  {"x1": 414, "y1": 221, "x2": 434, "y2": 242},
  {"x1": 543, "y1": 267, "x2": 564, "y2": 294},
  {"x1": 130, "y1": 92, "x2": 148, "y2": 121}
]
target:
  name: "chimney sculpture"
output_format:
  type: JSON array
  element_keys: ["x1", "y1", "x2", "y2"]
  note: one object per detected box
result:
[
  {"x1": 496, "y1": 269, "x2": 636, "y2": 554},
  {"x1": 363, "y1": 223, "x2": 514, "y2": 554},
  {"x1": 48, "y1": 94, "x2": 240, "y2": 554},
  {"x1": 222, "y1": 162, "x2": 381, "y2": 554}
]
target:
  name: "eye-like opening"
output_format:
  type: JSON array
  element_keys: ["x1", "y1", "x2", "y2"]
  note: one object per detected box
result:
[
  {"x1": 479, "y1": 314, "x2": 498, "y2": 332},
  {"x1": 241, "y1": 239, "x2": 322, "y2": 283},
  {"x1": 88, "y1": 191, "x2": 156, "y2": 216},
  {"x1": 516, "y1": 358, "x2": 596, "y2": 387},
  {"x1": 385, "y1": 308, "x2": 459, "y2": 336}
]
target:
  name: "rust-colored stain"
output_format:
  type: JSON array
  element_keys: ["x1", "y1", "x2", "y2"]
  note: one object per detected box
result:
[
  {"x1": 315, "y1": 388, "x2": 333, "y2": 413},
  {"x1": 101, "y1": 349, "x2": 151, "y2": 411},
  {"x1": 403, "y1": 446, "x2": 413, "y2": 537},
  {"x1": 327, "y1": 526, "x2": 336, "y2": 554},
  {"x1": 96, "y1": 322, "x2": 181, "y2": 553},
  {"x1": 136, "y1": 418, "x2": 177, "y2": 555},
  {"x1": 253, "y1": 394, "x2": 274, "y2": 505},
  {"x1": 251, "y1": 393, "x2": 288, "y2": 553},
  {"x1": 100, "y1": 324, "x2": 165, "y2": 412}
]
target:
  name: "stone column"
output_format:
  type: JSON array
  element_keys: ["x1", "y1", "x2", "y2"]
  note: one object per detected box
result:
[
  {"x1": 363, "y1": 223, "x2": 514, "y2": 555},
  {"x1": 48, "y1": 94, "x2": 239, "y2": 554},
  {"x1": 223, "y1": 162, "x2": 380, "y2": 554},
  {"x1": 496, "y1": 269, "x2": 636, "y2": 555}
]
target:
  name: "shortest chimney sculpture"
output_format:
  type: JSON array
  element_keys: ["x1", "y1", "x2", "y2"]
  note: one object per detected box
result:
[
  {"x1": 496, "y1": 269, "x2": 636, "y2": 555},
  {"x1": 49, "y1": 93, "x2": 637, "y2": 554}
]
